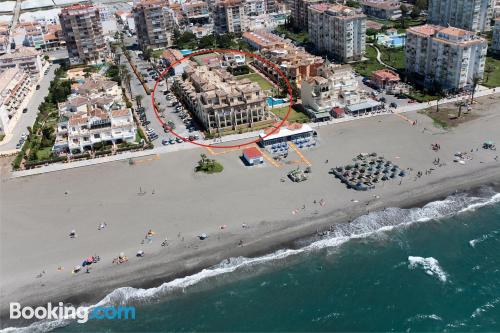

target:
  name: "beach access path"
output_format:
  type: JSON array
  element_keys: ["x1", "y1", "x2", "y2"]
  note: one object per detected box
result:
[{"x1": 1, "y1": 94, "x2": 500, "y2": 325}]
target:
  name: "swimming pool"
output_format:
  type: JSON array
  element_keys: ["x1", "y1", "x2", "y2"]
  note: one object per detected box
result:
[
  {"x1": 388, "y1": 36, "x2": 405, "y2": 47},
  {"x1": 180, "y1": 49, "x2": 192, "y2": 56},
  {"x1": 267, "y1": 97, "x2": 288, "y2": 107}
]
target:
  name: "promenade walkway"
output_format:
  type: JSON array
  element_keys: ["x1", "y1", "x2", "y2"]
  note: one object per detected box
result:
[{"x1": 11, "y1": 88, "x2": 500, "y2": 178}]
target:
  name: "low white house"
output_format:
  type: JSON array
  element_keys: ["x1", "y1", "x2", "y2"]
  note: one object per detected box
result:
[{"x1": 301, "y1": 64, "x2": 361, "y2": 121}]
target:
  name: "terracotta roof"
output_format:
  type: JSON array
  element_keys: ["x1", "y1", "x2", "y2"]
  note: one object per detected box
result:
[
  {"x1": 439, "y1": 27, "x2": 469, "y2": 37},
  {"x1": 111, "y1": 109, "x2": 130, "y2": 117},
  {"x1": 243, "y1": 147, "x2": 262, "y2": 159},
  {"x1": 372, "y1": 69, "x2": 400, "y2": 81}
]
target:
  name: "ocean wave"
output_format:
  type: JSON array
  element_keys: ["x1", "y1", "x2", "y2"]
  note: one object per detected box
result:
[
  {"x1": 3, "y1": 189, "x2": 499, "y2": 333},
  {"x1": 469, "y1": 230, "x2": 499, "y2": 248},
  {"x1": 407, "y1": 313, "x2": 443, "y2": 322},
  {"x1": 470, "y1": 297, "x2": 500, "y2": 319},
  {"x1": 408, "y1": 256, "x2": 448, "y2": 282}
]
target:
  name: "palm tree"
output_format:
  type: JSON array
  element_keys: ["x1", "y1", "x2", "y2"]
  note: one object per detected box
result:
[
  {"x1": 455, "y1": 100, "x2": 466, "y2": 118},
  {"x1": 124, "y1": 72, "x2": 132, "y2": 97},
  {"x1": 484, "y1": 64, "x2": 494, "y2": 83},
  {"x1": 470, "y1": 76, "x2": 481, "y2": 104},
  {"x1": 135, "y1": 95, "x2": 143, "y2": 107}
]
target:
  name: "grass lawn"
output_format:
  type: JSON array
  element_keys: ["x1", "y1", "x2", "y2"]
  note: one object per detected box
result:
[
  {"x1": 406, "y1": 90, "x2": 440, "y2": 102},
  {"x1": 483, "y1": 55, "x2": 500, "y2": 88},
  {"x1": 275, "y1": 25, "x2": 309, "y2": 44},
  {"x1": 353, "y1": 45, "x2": 385, "y2": 77},
  {"x1": 378, "y1": 45, "x2": 405, "y2": 71},
  {"x1": 236, "y1": 73, "x2": 274, "y2": 91},
  {"x1": 270, "y1": 106, "x2": 310, "y2": 123},
  {"x1": 151, "y1": 49, "x2": 165, "y2": 59},
  {"x1": 36, "y1": 147, "x2": 52, "y2": 160},
  {"x1": 418, "y1": 106, "x2": 477, "y2": 129}
]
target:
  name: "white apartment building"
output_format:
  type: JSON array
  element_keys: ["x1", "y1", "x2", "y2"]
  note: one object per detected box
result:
[
  {"x1": 301, "y1": 64, "x2": 361, "y2": 121},
  {"x1": 0, "y1": 47, "x2": 43, "y2": 78},
  {"x1": 213, "y1": 0, "x2": 248, "y2": 34},
  {"x1": 55, "y1": 108, "x2": 137, "y2": 154},
  {"x1": 173, "y1": 63, "x2": 270, "y2": 134},
  {"x1": 405, "y1": 25, "x2": 488, "y2": 91},
  {"x1": 308, "y1": 3, "x2": 366, "y2": 63},
  {"x1": 245, "y1": 0, "x2": 266, "y2": 15},
  {"x1": 133, "y1": 0, "x2": 176, "y2": 51},
  {"x1": 0, "y1": 68, "x2": 33, "y2": 132},
  {"x1": 493, "y1": 18, "x2": 500, "y2": 53},
  {"x1": 428, "y1": 0, "x2": 494, "y2": 32},
  {"x1": 54, "y1": 77, "x2": 136, "y2": 154}
]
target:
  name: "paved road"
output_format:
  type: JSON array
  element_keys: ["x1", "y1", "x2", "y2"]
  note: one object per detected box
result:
[
  {"x1": 0, "y1": 64, "x2": 59, "y2": 152},
  {"x1": 121, "y1": 36, "x2": 203, "y2": 146}
]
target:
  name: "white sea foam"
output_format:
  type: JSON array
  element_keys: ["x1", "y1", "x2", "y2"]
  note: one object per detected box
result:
[
  {"x1": 408, "y1": 256, "x2": 448, "y2": 282},
  {"x1": 470, "y1": 298, "x2": 500, "y2": 318},
  {"x1": 3, "y1": 190, "x2": 499, "y2": 333},
  {"x1": 469, "y1": 230, "x2": 499, "y2": 248},
  {"x1": 407, "y1": 313, "x2": 443, "y2": 322}
]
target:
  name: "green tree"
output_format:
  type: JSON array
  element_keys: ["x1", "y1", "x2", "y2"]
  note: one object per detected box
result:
[
  {"x1": 176, "y1": 31, "x2": 197, "y2": 49},
  {"x1": 410, "y1": 6, "x2": 421, "y2": 19},
  {"x1": 135, "y1": 95, "x2": 143, "y2": 107},
  {"x1": 470, "y1": 76, "x2": 482, "y2": 104},
  {"x1": 415, "y1": 0, "x2": 428, "y2": 11},
  {"x1": 484, "y1": 63, "x2": 494, "y2": 83},
  {"x1": 216, "y1": 33, "x2": 235, "y2": 49},
  {"x1": 199, "y1": 34, "x2": 216, "y2": 49},
  {"x1": 400, "y1": 4, "x2": 409, "y2": 29}
]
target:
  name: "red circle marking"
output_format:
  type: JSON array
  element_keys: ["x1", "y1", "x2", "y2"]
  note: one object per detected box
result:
[{"x1": 151, "y1": 48, "x2": 293, "y2": 149}]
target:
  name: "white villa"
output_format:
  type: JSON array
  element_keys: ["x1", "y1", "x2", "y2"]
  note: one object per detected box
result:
[{"x1": 53, "y1": 77, "x2": 136, "y2": 154}]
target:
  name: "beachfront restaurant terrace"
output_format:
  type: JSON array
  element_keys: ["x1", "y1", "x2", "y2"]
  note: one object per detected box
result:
[
  {"x1": 346, "y1": 100, "x2": 382, "y2": 115},
  {"x1": 258, "y1": 122, "x2": 314, "y2": 147}
]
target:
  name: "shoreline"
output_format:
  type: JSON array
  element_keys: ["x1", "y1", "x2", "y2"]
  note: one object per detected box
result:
[{"x1": 1, "y1": 164, "x2": 499, "y2": 329}]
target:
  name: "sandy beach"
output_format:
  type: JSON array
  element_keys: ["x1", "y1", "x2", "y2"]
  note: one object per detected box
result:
[{"x1": 1, "y1": 94, "x2": 500, "y2": 328}]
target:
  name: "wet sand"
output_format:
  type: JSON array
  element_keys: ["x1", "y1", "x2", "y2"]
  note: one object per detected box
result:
[{"x1": 1, "y1": 95, "x2": 500, "y2": 327}]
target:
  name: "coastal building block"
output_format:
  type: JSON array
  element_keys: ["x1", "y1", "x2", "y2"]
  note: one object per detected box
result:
[
  {"x1": 405, "y1": 25, "x2": 488, "y2": 91},
  {"x1": 428, "y1": 0, "x2": 494, "y2": 32}
]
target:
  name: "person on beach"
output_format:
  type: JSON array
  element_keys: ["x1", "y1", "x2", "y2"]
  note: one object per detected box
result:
[{"x1": 69, "y1": 230, "x2": 77, "y2": 238}]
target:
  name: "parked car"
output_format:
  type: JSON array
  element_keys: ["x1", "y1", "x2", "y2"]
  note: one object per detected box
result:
[
  {"x1": 390, "y1": 102, "x2": 398, "y2": 108},
  {"x1": 161, "y1": 139, "x2": 169, "y2": 145}
]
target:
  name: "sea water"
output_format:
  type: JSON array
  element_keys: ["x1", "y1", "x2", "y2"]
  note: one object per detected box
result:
[{"x1": 8, "y1": 188, "x2": 500, "y2": 332}]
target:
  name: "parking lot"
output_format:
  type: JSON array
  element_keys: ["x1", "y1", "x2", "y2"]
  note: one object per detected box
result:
[
  {"x1": 121, "y1": 34, "x2": 203, "y2": 146},
  {"x1": 355, "y1": 76, "x2": 414, "y2": 109}
]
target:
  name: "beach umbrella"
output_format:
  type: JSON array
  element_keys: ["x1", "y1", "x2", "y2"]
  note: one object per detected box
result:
[{"x1": 199, "y1": 233, "x2": 208, "y2": 240}]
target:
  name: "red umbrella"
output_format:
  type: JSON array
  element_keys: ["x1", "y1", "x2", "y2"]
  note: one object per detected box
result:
[{"x1": 86, "y1": 256, "x2": 94, "y2": 263}]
